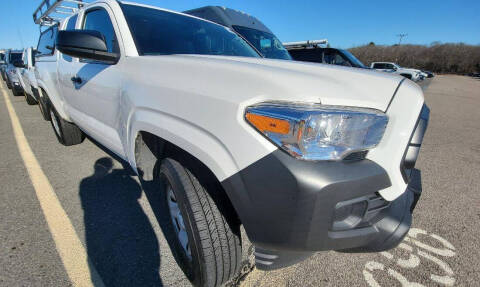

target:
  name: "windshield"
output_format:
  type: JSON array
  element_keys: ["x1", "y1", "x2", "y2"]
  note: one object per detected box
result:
[
  {"x1": 121, "y1": 4, "x2": 260, "y2": 58},
  {"x1": 341, "y1": 50, "x2": 367, "y2": 68},
  {"x1": 9, "y1": 53, "x2": 22, "y2": 62},
  {"x1": 232, "y1": 25, "x2": 292, "y2": 60}
]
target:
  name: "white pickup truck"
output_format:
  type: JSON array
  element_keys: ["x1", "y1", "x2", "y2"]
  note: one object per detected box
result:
[
  {"x1": 34, "y1": 1, "x2": 429, "y2": 286},
  {"x1": 371, "y1": 62, "x2": 424, "y2": 81},
  {"x1": 14, "y1": 47, "x2": 39, "y2": 105}
]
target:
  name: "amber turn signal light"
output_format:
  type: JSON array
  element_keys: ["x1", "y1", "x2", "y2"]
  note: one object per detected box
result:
[{"x1": 245, "y1": 113, "x2": 290, "y2": 135}]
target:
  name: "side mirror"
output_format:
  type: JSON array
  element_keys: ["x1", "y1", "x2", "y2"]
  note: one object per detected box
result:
[
  {"x1": 56, "y1": 30, "x2": 119, "y2": 64},
  {"x1": 13, "y1": 60, "x2": 25, "y2": 68}
]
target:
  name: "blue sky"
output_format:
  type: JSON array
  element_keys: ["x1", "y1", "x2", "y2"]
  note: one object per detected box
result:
[{"x1": 1, "y1": 0, "x2": 479, "y2": 50}]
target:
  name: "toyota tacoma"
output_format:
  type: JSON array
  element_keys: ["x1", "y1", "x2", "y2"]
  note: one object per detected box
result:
[{"x1": 33, "y1": 1, "x2": 429, "y2": 286}]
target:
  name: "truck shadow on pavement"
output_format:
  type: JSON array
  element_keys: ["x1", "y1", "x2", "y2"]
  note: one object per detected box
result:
[{"x1": 79, "y1": 157, "x2": 166, "y2": 287}]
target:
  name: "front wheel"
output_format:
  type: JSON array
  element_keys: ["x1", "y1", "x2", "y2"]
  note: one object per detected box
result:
[{"x1": 158, "y1": 158, "x2": 241, "y2": 287}]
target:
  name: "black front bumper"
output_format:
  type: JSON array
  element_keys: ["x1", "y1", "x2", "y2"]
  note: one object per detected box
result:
[
  {"x1": 222, "y1": 151, "x2": 422, "y2": 270},
  {"x1": 221, "y1": 105, "x2": 429, "y2": 270},
  {"x1": 12, "y1": 82, "x2": 23, "y2": 93}
]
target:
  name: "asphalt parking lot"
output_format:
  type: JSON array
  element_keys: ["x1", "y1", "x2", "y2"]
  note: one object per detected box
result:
[{"x1": 1, "y1": 75, "x2": 479, "y2": 287}]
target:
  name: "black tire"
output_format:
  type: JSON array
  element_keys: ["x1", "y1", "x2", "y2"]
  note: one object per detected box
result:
[
  {"x1": 158, "y1": 158, "x2": 241, "y2": 287},
  {"x1": 6, "y1": 79, "x2": 12, "y2": 89},
  {"x1": 49, "y1": 104, "x2": 85, "y2": 146},
  {"x1": 24, "y1": 92, "x2": 37, "y2": 105}
]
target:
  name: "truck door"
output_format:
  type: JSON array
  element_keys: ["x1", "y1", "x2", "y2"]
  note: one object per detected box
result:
[{"x1": 61, "y1": 5, "x2": 125, "y2": 157}]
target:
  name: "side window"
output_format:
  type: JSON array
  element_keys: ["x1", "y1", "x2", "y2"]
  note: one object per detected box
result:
[
  {"x1": 289, "y1": 49, "x2": 322, "y2": 63},
  {"x1": 66, "y1": 14, "x2": 78, "y2": 31},
  {"x1": 63, "y1": 15, "x2": 78, "y2": 62},
  {"x1": 374, "y1": 63, "x2": 384, "y2": 69},
  {"x1": 385, "y1": 63, "x2": 394, "y2": 69},
  {"x1": 83, "y1": 8, "x2": 119, "y2": 53},
  {"x1": 332, "y1": 53, "x2": 351, "y2": 67},
  {"x1": 36, "y1": 26, "x2": 58, "y2": 57}
]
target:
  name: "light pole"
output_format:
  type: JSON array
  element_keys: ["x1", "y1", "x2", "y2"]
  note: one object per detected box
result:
[{"x1": 397, "y1": 33, "x2": 408, "y2": 45}]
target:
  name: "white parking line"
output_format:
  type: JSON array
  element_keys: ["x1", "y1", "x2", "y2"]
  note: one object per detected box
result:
[{"x1": 1, "y1": 82, "x2": 105, "y2": 287}]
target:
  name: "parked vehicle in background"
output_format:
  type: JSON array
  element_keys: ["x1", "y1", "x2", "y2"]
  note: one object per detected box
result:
[
  {"x1": 34, "y1": 0, "x2": 430, "y2": 286},
  {"x1": 0, "y1": 51, "x2": 6, "y2": 81},
  {"x1": 422, "y1": 70, "x2": 435, "y2": 78},
  {"x1": 371, "y1": 62, "x2": 423, "y2": 81},
  {"x1": 5, "y1": 50, "x2": 25, "y2": 95},
  {"x1": 184, "y1": 6, "x2": 292, "y2": 60},
  {"x1": 284, "y1": 40, "x2": 369, "y2": 69},
  {"x1": 1, "y1": 50, "x2": 10, "y2": 82},
  {"x1": 15, "y1": 47, "x2": 39, "y2": 105}
]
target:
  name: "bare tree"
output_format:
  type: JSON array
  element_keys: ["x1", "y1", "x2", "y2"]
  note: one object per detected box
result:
[{"x1": 349, "y1": 43, "x2": 480, "y2": 74}]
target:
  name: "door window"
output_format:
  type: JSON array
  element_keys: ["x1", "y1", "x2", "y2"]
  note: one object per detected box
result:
[
  {"x1": 36, "y1": 26, "x2": 58, "y2": 57},
  {"x1": 83, "y1": 8, "x2": 119, "y2": 54},
  {"x1": 385, "y1": 63, "x2": 394, "y2": 69}
]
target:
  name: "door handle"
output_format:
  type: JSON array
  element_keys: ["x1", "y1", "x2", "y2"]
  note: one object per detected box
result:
[{"x1": 71, "y1": 76, "x2": 82, "y2": 84}]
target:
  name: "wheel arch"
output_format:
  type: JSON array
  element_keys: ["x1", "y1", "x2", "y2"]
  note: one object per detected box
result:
[
  {"x1": 134, "y1": 130, "x2": 242, "y2": 225},
  {"x1": 36, "y1": 79, "x2": 69, "y2": 120},
  {"x1": 127, "y1": 108, "x2": 239, "y2": 182}
]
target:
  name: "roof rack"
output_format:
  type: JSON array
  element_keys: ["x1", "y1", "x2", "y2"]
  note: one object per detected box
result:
[
  {"x1": 33, "y1": 0, "x2": 88, "y2": 26},
  {"x1": 283, "y1": 39, "x2": 329, "y2": 49}
]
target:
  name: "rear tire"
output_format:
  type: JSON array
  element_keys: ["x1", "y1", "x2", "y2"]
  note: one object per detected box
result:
[
  {"x1": 49, "y1": 104, "x2": 85, "y2": 146},
  {"x1": 158, "y1": 158, "x2": 241, "y2": 287},
  {"x1": 24, "y1": 92, "x2": 37, "y2": 105}
]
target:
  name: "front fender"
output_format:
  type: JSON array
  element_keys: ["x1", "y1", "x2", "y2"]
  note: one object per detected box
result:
[
  {"x1": 127, "y1": 108, "x2": 239, "y2": 182},
  {"x1": 35, "y1": 76, "x2": 70, "y2": 120}
]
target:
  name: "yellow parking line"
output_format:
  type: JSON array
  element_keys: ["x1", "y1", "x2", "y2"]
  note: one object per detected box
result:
[{"x1": 1, "y1": 82, "x2": 105, "y2": 287}]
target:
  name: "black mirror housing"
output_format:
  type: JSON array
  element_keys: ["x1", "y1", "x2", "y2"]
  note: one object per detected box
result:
[{"x1": 56, "y1": 30, "x2": 119, "y2": 63}]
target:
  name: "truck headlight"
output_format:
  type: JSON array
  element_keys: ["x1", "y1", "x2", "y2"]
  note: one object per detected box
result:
[{"x1": 245, "y1": 102, "x2": 388, "y2": 160}]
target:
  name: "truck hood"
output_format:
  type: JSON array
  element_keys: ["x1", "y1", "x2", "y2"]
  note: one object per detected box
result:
[{"x1": 124, "y1": 55, "x2": 404, "y2": 112}]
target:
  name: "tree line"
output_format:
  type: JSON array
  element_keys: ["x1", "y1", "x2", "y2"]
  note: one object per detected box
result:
[{"x1": 348, "y1": 43, "x2": 480, "y2": 74}]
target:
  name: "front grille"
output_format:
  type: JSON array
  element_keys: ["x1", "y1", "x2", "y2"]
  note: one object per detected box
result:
[{"x1": 344, "y1": 150, "x2": 368, "y2": 161}]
